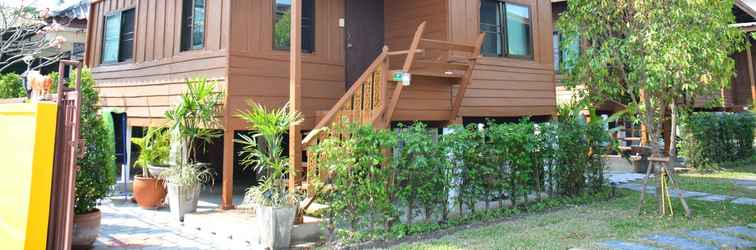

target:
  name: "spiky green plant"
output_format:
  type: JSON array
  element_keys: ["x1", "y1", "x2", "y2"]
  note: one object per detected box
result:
[
  {"x1": 236, "y1": 101, "x2": 303, "y2": 208},
  {"x1": 131, "y1": 127, "x2": 171, "y2": 177}
]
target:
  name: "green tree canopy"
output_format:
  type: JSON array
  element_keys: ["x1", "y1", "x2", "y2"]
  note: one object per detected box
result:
[{"x1": 556, "y1": 0, "x2": 746, "y2": 154}]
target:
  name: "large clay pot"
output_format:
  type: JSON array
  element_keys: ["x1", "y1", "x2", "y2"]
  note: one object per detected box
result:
[
  {"x1": 72, "y1": 209, "x2": 101, "y2": 249},
  {"x1": 133, "y1": 176, "x2": 167, "y2": 209},
  {"x1": 256, "y1": 205, "x2": 296, "y2": 249},
  {"x1": 167, "y1": 182, "x2": 201, "y2": 221}
]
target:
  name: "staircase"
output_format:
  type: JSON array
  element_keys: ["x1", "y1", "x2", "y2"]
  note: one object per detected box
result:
[{"x1": 298, "y1": 21, "x2": 485, "y2": 199}]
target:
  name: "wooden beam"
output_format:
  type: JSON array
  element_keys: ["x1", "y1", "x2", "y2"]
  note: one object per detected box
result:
[
  {"x1": 448, "y1": 33, "x2": 486, "y2": 121},
  {"x1": 384, "y1": 22, "x2": 426, "y2": 124},
  {"x1": 747, "y1": 42, "x2": 756, "y2": 104},
  {"x1": 221, "y1": 129, "x2": 234, "y2": 209},
  {"x1": 288, "y1": 0, "x2": 303, "y2": 192}
]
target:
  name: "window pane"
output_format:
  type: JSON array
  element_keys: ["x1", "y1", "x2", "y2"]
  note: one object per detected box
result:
[
  {"x1": 274, "y1": 0, "x2": 315, "y2": 53},
  {"x1": 505, "y1": 3, "x2": 531, "y2": 57},
  {"x1": 562, "y1": 34, "x2": 580, "y2": 72},
  {"x1": 480, "y1": 0, "x2": 500, "y2": 56},
  {"x1": 119, "y1": 9, "x2": 135, "y2": 62},
  {"x1": 192, "y1": 0, "x2": 205, "y2": 49},
  {"x1": 102, "y1": 14, "x2": 121, "y2": 63},
  {"x1": 553, "y1": 32, "x2": 560, "y2": 72},
  {"x1": 180, "y1": 0, "x2": 193, "y2": 50}
]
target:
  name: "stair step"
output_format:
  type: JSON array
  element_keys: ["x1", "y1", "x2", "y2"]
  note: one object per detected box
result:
[
  {"x1": 413, "y1": 60, "x2": 470, "y2": 71},
  {"x1": 420, "y1": 38, "x2": 477, "y2": 53}
]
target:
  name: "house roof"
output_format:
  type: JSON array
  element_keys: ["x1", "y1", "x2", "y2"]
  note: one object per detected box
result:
[
  {"x1": 47, "y1": 0, "x2": 89, "y2": 20},
  {"x1": 736, "y1": 0, "x2": 756, "y2": 19}
]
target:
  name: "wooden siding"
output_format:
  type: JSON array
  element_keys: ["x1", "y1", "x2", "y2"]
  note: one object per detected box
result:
[
  {"x1": 387, "y1": 0, "x2": 556, "y2": 121},
  {"x1": 383, "y1": 0, "x2": 453, "y2": 121},
  {"x1": 88, "y1": 0, "x2": 231, "y2": 127},
  {"x1": 226, "y1": 0, "x2": 345, "y2": 130},
  {"x1": 449, "y1": 0, "x2": 556, "y2": 118}
]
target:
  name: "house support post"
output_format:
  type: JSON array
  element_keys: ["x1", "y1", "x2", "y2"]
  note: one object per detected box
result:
[
  {"x1": 747, "y1": 40, "x2": 756, "y2": 105},
  {"x1": 289, "y1": 0, "x2": 303, "y2": 191},
  {"x1": 221, "y1": 129, "x2": 234, "y2": 209}
]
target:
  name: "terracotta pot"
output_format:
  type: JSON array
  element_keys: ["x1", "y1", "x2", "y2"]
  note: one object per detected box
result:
[
  {"x1": 72, "y1": 209, "x2": 101, "y2": 249},
  {"x1": 133, "y1": 176, "x2": 167, "y2": 209}
]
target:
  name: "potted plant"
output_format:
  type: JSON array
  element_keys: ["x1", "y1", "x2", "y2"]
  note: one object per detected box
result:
[
  {"x1": 163, "y1": 78, "x2": 223, "y2": 221},
  {"x1": 131, "y1": 128, "x2": 170, "y2": 209},
  {"x1": 237, "y1": 102, "x2": 303, "y2": 249},
  {"x1": 71, "y1": 69, "x2": 117, "y2": 248}
]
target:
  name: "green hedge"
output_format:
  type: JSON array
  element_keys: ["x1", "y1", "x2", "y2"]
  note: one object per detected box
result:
[
  {"x1": 680, "y1": 112, "x2": 755, "y2": 170},
  {"x1": 0, "y1": 73, "x2": 26, "y2": 98},
  {"x1": 312, "y1": 109, "x2": 614, "y2": 242}
]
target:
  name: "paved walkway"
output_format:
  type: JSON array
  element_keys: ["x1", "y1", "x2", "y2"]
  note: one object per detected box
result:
[
  {"x1": 94, "y1": 198, "x2": 220, "y2": 250},
  {"x1": 608, "y1": 173, "x2": 756, "y2": 206},
  {"x1": 599, "y1": 224, "x2": 756, "y2": 249}
]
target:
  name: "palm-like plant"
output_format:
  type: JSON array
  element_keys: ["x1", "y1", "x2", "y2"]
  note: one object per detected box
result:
[
  {"x1": 131, "y1": 127, "x2": 171, "y2": 177},
  {"x1": 165, "y1": 78, "x2": 224, "y2": 165},
  {"x1": 236, "y1": 101, "x2": 303, "y2": 208},
  {"x1": 163, "y1": 78, "x2": 223, "y2": 186}
]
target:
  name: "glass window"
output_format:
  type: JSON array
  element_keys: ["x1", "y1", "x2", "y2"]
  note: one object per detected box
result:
[
  {"x1": 274, "y1": 0, "x2": 315, "y2": 53},
  {"x1": 102, "y1": 14, "x2": 121, "y2": 63},
  {"x1": 181, "y1": 0, "x2": 205, "y2": 51},
  {"x1": 479, "y1": 1, "x2": 533, "y2": 58},
  {"x1": 504, "y1": 3, "x2": 531, "y2": 57},
  {"x1": 101, "y1": 9, "x2": 135, "y2": 64},
  {"x1": 553, "y1": 31, "x2": 580, "y2": 73}
]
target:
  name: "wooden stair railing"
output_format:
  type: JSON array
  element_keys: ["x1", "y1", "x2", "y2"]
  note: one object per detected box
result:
[{"x1": 298, "y1": 21, "x2": 486, "y2": 199}]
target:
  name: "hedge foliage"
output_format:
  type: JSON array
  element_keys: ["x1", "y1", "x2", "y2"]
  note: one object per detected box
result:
[
  {"x1": 0, "y1": 73, "x2": 26, "y2": 98},
  {"x1": 680, "y1": 112, "x2": 755, "y2": 171},
  {"x1": 69, "y1": 69, "x2": 117, "y2": 214},
  {"x1": 312, "y1": 109, "x2": 614, "y2": 241}
]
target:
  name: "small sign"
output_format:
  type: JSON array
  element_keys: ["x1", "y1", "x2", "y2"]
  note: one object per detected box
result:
[{"x1": 392, "y1": 71, "x2": 411, "y2": 86}]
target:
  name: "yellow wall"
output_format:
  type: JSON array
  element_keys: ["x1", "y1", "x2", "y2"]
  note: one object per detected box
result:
[{"x1": 0, "y1": 102, "x2": 58, "y2": 250}]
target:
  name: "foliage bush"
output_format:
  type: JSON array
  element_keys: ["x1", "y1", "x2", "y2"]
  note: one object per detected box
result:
[
  {"x1": 680, "y1": 112, "x2": 755, "y2": 171},
  {"x1": 0, "y1": 73, "x2": 25, "y2": 98},
  {"x1": 71, "y1": 69, "x2": 117, "y2": 214},
  {"x1": 315, "y1": 110, "x2": 614, "y2": 243},
  {"x1": 313, "y1": 121, "x2": 396, "y2": 235}
]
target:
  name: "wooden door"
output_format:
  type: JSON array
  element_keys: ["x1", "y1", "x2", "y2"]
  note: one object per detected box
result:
[{"x1": 345, "y1": 0, "x2": 384, "y2": 87}]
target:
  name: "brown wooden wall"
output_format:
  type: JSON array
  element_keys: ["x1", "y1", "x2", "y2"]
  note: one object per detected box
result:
[
  {"x1": 384, "y1": 0, "x2": 454, "y2": 121},
  {"x1": 450, "y1": 0, "x2": 556, "y2": 118},
  {"x1": 226, "y1": 0, "x2": 345, "y2": 131},
  {"x1": 88, "y1": 0, "x2": 230, "y2": 127},
  {"x1": 384, "y1": 0, "x2": 557, "y2": 121}
]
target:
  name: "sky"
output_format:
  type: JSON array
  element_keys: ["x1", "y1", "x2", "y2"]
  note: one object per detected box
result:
[{"x1": 2, "y1": 0, "x2": 76, "y2": 9}]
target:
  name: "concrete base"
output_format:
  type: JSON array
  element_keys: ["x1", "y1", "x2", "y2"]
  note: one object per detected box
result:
[
  {"x1": 604, "y1": 155, "x2": 635, "y2": 173},
  {"x1": 183, "y1": 208, "x2": 323, "y2": 248}
]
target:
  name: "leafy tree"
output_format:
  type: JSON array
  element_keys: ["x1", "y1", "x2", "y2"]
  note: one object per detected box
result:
[
  {"x1": 0, "y1": 73, "x2": 25, "y2": 98},
  {"x1": 557, "y1": 0, "x2": 744, "y2": 156},
  {"x1": 557, "y1": 0, "x2": 744, "y2": 214}
]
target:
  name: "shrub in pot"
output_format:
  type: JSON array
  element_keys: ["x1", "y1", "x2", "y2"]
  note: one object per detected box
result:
[
  {"x1": 237, "y1": 102, "x2": 303, "y2": 249},
  {"x1": 131, "y1": 128, "x2": 170, "y2": 209},
  {"x1": 71, "y1": 69, "x2": 117, "y2": 248},
  {"x1": 163, "y1": 78, "x2": 223, "y2": 221}
]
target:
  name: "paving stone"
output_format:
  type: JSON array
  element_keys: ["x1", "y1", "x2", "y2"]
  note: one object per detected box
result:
[
  {"x1": 600, "y1": 240, "x2": 662, "y2": 250},
  {"x1": 643, "y1": 234, "x2": 716, "y2": 250},
  {"x1": 732, "y1": 180, "x2": 756, "y2": 186},
  {"x1": 687, "y1": 230, "x2": 756, "y2": 248},
  {"x1": 667, "y1": 189, "x2": 709, "y2": 198},
  {"x1": 730, "y1": 197, "x2": 756, "y2": 206},
  {"x1": 716, "y1": 226, "x2": 756, "y2": 239},
  {"x1": 692, "y1": 194, "x2": 736, "y2": 202}
]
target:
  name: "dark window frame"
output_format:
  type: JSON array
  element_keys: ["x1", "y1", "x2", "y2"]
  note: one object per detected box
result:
[
  {"x1": 273, "y1": 0, "x2": 315, "y2": 53},
  {"x1": 181, "y1": 0, "x2": 206, "y2": 51},
  {"x1": 480, "y1": 0, "x2": 534, "y2": 59},
  {"x1": 101, "y1": 8, "x2": 136, "y2": 64}
]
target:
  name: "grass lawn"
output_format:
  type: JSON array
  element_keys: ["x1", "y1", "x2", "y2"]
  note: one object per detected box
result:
[
  {"x1": 391, "y1": 189, "x2": 755, "y2": 250},
  {"x1": 674, "y1": 165, "x2": 756, "y2": 199}
]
